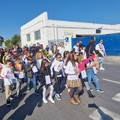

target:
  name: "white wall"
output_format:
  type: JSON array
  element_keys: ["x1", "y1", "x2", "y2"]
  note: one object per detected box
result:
[
  {"x1": 21, "y1": 12, "x2": 48, "y2": 47},
  {"x1": 21, "y1": 12, "x2": 120, "y2": 49}
]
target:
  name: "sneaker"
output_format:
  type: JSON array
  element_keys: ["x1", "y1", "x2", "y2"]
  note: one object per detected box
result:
[
  {"x1": 0, "y1": 89, "x2": 4, "y2": 93},
  {"x1": 55, "y1": 94, "x2": 61, "y2": 100},
  {"x1": 42, "y1": 98, "x2": 48, "y2": 103},
  {"x1": 48, "y1": 97, "x2": 55, "y2": 103},
  {"x1": 90, "y1": 88, "x2": 93, "y2": 92},
  {"x1": 96, "y1": 89, "x2": 104, "y2": 93},
  {"x1": 100, "y1": 67, "x2": 105, "y2": 70},
  {"x1": 10, "y1": 96, "x2": 14, "y2": 100},
  {"x1": 65, "y1": 84, "x2": 68, "y2": 88},
  {"x1": 6, "y1": 100, "x2": 11, "y2": 106}
]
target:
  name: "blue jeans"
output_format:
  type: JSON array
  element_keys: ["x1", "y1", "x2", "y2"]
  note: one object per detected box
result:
[
  {"x1": 27, "y1": 75, "x2": 37, "y2": 92},
  {"x1": 86, "y1": 69, "x2": 100, "y2": 90}
]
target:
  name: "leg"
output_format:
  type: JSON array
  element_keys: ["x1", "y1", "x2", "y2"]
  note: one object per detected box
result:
[
  {"x1": 42, "y1": 86, "x2": 48, "y2": 103},
  {"x1": 0, "y1": 79, "x2": 4, "y2": 92},
  {"x1": 69, "y1": 87, "x2": 78, "y2": 105},
  {"x1": 83, "y1": 78, "x2": 95, "y2": 98},
  {"x1": 99, "y1": 57, "x2": 105, "y2": 70},
  {"x1": 91, "y1": 71, "x2": 100, "y2": 90},
  {"x1": 27, "y1": 78, "x2": 31, "y2": 91},
  {"x1": 32, "y1": 75, "x2": 37, "y2": 92},
  {"x1": 5, "y1": 85, "x2": 12, "y2": 105},
  {"x1": 86, "y1": 69, "x2": 92, "y2": 89},
  {"x1": 54, "y1": 77, "x2": 61, "y2": 95},
  {"x1": 74, "y1": 87, "x2": 82, "y2": 103},
  {"x1": 48, "y1": 85, "x2": 55, "y2": 103},
  {"x1": 16, "y1": 78, "x2": 22, "y2": 97}
]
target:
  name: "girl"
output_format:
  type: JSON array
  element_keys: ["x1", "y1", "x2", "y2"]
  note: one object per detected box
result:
[
  {"x1": 50, "y1": 53, "x2": 65, "y2": 101},
  {"x1": 77, "y1": 53, "x2": 95, "y2": 98},
  {"x1": 35, "y1": 51, "x2": 43, "y2": 85},
  {"x1": 86, "y1": 54, "x2": 103, "y2": 93},
  {"x1": 40, "y1": 59, "x2": 55, "y2": 103},
  {"x1": 65, "y1": 52, "x2": 82, "y2": 105}
]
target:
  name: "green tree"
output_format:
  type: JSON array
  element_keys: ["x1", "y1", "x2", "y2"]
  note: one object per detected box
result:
[
  {"x1": 4, "y1": 39, "x2": 13, "y2": 48},
  {"x1": 11, "y1": 34, "x2": 21, "y2": 46},
  {"x1": 0, "y1": 36, "x2": 4, "y2": 46}
]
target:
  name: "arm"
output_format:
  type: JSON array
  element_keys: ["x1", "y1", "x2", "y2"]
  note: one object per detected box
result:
[
  {"x1": 83, "y1": 55, "x2": 95, "y2": 64},
  {"x1": 50, "y1": 60, "x2": 56, "y2": 76}
]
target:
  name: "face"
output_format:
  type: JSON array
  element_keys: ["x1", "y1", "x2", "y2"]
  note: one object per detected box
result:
[
  {"x1": 56, "y1": 55, "x2": 62, "y2": 61},
  {"x1": 76, "y1": 42, "x2": 79, "y2": 46},
  {"x1": 6, "y1": 62, "x2": 12, "y2": 68},
  {"x1": 100, "y1": 40, "x2": 103, "y2": 43},
  {"x1": 74, "y1": 54, "x2": 78, "y2": 60},
  {"x1": 60, "y1": 42, "x2": 64, "y2": 47},
  {"x1": 38, "y1": 53, "x2": 43, "y2": 59}
]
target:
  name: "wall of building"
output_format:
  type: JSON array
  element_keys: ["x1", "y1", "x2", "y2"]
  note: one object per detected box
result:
[
  {"x1": 20, "y1": 12, "x2": 120, "y2": 49},
  {"x1": 20, "y1": 12, "x2": 48, "y2": 47}
]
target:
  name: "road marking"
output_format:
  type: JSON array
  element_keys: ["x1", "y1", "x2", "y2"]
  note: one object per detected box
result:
[
  {"x1": 89, "y1": 106, "x2": 120, "y2": 120},
  {"x1": 102, "y1": 78, "x2": 120, "y2": 85},
  {"x1": 112, "y1": 93, "x2": 120, "y2": 102}
]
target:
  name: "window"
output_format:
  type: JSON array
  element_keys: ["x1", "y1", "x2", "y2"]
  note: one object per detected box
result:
[
  {"x1": 34, "y1": 30, "x2": 41, "y2": 40},
  {"x1": 96, "y1": 29, "x2": 101, "y2": 34},
  {"x1": 26, "y1": 34, "x2": 30, "y2": 41}
]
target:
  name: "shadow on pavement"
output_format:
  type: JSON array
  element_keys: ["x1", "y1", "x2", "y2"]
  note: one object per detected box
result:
[
  {"x1": 7, "y1": 90, "x2": 43, "y2": 120},
  {"x1": 88, "y1": 103, "x2": 113, "y2": 120}
]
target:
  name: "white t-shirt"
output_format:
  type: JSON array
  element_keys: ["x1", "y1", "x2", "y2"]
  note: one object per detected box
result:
[
  {"x1": 73, "y1": 45, "x2": 79, "y2": 55},
  {"x1": 1, "y1": 67, "x2": 15, "y2": 85},
  {"x1": 36, "y1": 59, "x2": 42, "y2": 70},
  {"x1": 51, "y1": 59, "x2": 64, "y2": 77},
  {"x1": 57, "y1": 46, "x2": 65, "y2": 58},
  {"x1": 65, "y1": 61, "x2": 79, "y2": 80},
  {"x1": 96, "y1": 43, "x2": 105, "y2": 56}
]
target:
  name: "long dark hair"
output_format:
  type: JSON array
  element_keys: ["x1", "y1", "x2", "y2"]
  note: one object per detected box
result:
[
  {"x1": 40, "y1": 59, "x2": 50, "y2": 74},
  {"x1": 88, "y1": 37, "x2": 96, "y2": 45}
]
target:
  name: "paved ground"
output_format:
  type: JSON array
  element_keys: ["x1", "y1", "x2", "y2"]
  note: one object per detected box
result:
[{"x1": 0, "y1": 56, "x2": 120, "y2": 120}]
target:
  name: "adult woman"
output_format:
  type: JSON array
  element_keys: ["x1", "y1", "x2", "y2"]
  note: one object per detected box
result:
[{"x1": 86, "y1": 37, "x2": 96, "y2": 58}]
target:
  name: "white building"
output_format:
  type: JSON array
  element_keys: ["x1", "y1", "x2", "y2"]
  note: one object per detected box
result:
[{"x1": 20, "y1": 12, "x2": 120, "y2": 50}]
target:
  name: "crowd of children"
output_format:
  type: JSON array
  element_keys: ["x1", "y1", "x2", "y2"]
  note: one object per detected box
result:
[{"x1": 0, "y1": 39, "x2": 104, "y2": 106}]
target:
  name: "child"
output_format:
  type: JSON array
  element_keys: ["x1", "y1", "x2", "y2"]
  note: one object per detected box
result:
[
  {"x1": 24, "y1": 57, "x2": 39, "y2": 95},
  {"x1": 1, "y1": 60, "x2": 15, "y2": 106},
  {"x1": 86, "y1": 52, "x2": 103, "y2": 93},
  {"x1": 0, "y1": 63, "x2": 4, "y2": 93},
  {"x1": 50, "y1": 53, "x2": 65, "y2": 100},
  {"x1": 77, "y1": 53, "x2": 95, "y2": 98},
  {"x1": 40, "y1": 59, "x2": 55, "y2": 103},
  {"x1": 14, "y1": 57, "x2": 24, "y2": 97},
  {"x1": 65, "y1": 52, "x2": 82, "y2": 105}
]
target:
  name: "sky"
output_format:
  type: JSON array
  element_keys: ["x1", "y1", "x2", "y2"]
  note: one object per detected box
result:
[{"x1": 0, "y1": 0, "x2": 120, "y2": 40}]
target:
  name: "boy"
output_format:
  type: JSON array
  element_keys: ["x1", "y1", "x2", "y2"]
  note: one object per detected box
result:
[{"x1": 1, "y1": 60, "x2": 15, "y2": 106}]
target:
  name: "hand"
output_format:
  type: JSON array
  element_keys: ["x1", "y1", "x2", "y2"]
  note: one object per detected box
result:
[
  {"x1": 74, "y1": 70, "x2": 78, "y2": 74},
  {"x1": 77, "y1": 69, "x2": 81, "y2": 74}
]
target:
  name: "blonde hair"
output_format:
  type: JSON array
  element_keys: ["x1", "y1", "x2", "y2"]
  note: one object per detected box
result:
[
  {"x1": 77, "y1": 54, "x2": 84, "y2": 63},
  {"x1": 35, "y1": 52, "x2": 43, "y2": 60}
]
